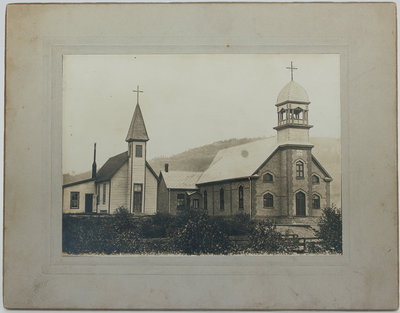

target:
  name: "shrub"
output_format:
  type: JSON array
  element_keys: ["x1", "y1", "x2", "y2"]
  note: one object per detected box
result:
[
  {"x1": 173, "y1": 209, "x2": 235, "y2": 254},
  {"x1": 316, "y1": 207, "x2": 342, "y2": 253},
  {"x1": 248, "y1": 219, "x2": 290, "y2": 254}
]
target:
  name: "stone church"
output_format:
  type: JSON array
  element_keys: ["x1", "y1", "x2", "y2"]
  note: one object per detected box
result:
[
  {"x1": 158, "y1": 72, "x2": 332, "y2": 219},
  {"x1": 62, "y1": 98, "x2": 159, "y2": 214},
  {"x1": 63, "y1": 66, "x2": 333, "y2": 220}
]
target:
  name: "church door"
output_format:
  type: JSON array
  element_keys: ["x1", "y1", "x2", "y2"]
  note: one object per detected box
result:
[
  {"x1": 85, "y1": 194, "x2": 93, "y2": 213},
  {"x1": 133, "y1": 184, "x2": 143, "y2": 213},
  {"x1": 295, "y1": 192, "x2": 306, "y2": 216}
]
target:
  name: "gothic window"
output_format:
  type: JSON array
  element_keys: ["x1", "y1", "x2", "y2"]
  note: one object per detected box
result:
[
  {"x1": 238, "y1": 186, "x2": 244, "y2": 209},
  {"x1": 135, "y1": 144, "x2": 143, "y2": 158},
  {"x1": 263, "y1": 173, "x2": 273, "y2": 182},
  {"x1": 296, "y1": 161, "x2": 304, "y2": 178},
  {"x1": 263, "y1": 193, "x2": 274, "y2": 208},
  {"x1": 192, "y1": 199, "x2": 199, "y2": 209},
  {"x1": 312, "y1": 175, "x2": 320, "y2": 184},
  {"x1": 70, "y1": 192, "x2": 79, "y2": 209},
  {"x1": 312, "y1": 194, "x2": 321, "y2": 209},
  {"x1": 203, "y1": 191, "x2": 208, "y2": 210},
  {"x1": 220, "y1": 188, "x2": 225, "y2": 211}
]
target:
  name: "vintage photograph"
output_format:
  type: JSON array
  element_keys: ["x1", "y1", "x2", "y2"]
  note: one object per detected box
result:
[{"x1": 62, "y1": 54, "x2": 341, "y2": 255}]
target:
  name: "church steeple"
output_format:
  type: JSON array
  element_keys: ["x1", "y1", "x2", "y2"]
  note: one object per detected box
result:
[
  {"x1": 125, "y1": 103, "x2": 149, "y2": 142},
  {"x1": 274, "y1": 62, "x2": 313, "y2": 145}
]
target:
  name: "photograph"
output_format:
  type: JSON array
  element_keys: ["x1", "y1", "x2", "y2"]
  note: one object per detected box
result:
[{"x1": 61, "y1": 54, "x2": 342, "y2": 255}]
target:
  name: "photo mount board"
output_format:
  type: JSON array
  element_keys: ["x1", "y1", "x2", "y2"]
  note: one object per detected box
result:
[{"x1": 3, "y1": 3, "x2": 398, "y2": 310}]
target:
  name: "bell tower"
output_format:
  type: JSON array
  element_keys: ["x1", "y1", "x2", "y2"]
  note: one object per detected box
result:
[
  {"x1": 274, "y1": 62, "x2": 315, "y2": 218},
  {"x1": 126, "y1": 85, "x2": 149, "y2": 213},
  {"x1": 274, "y1": 62, "x2": 313, "y2": 145}
]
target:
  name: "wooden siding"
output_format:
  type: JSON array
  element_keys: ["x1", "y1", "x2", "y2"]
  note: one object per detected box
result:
[
  {"x1": 110, "y1": 161, "x2": 129, "y2": 214},
  {"x1": 62, "y1": 181, "x2": 96, "y2": 213},
  {"x1": 129, "y1": 142, "x2": 146, "y2": 212},
  {"x1": 144, "y1": 166, "x2": 157, "y2": 214}
]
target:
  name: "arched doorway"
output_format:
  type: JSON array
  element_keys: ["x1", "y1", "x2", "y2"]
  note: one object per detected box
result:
[{"x1": 296, "y1": 191, "x2": 306, "y2": 216}]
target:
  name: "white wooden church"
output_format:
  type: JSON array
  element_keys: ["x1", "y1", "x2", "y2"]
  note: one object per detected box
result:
[{"x1": 62, "y1": 94, "x2": 159, "y2": 214}]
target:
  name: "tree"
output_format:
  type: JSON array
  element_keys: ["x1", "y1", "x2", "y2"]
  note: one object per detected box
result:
[
  {"x1": 316, "y1": 207, "x2": 342, "y2": 253},
  {"x1": 248, "y1": 219, "x2": 290, "y2": 254},
  {"x1": 173, "y1": 208, "x2": 234, "y2": 254}
]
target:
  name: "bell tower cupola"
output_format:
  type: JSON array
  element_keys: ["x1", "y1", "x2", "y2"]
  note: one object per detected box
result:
[{"x1": 274, "y1": 62, "x2": 313, "y2": 145}]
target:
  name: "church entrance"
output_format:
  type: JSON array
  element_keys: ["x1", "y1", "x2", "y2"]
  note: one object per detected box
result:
[
  {"x1": 133, "y1": 183, "x2": 143, "y2": 213},
  {"x1": 85, "y1": 194, "x2": 93, "y2": 213},
  {"x1": 295, "y1": 192, "x2": 306, "y2": 216}
]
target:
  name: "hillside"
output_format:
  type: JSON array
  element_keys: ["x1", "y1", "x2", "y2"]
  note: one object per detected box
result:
[{"x1": 149, "y1": 137, "x2": 265, "y2": 174}]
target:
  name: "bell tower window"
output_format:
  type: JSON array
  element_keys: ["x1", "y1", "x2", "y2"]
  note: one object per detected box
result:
[{"x1": 296, "y1": 161, "x2": 304, "y2": 178}]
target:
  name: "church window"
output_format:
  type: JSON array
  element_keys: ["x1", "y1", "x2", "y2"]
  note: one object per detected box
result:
[
  {"x1": 263, "y1": 173, "x2": 273, "y2": 182},
  {"x1": 312, "y1": 194, "x2": 321, "y2": 209},
  {"x1": 135, "y1": 145, "x2": 143, "y2": 158},
  {"x1": 203, "y1": 191, "x2": 208, "y2": 210},
  {"x1": 177, "y1": 194, "x2": 185, "y2": 210},
  {"x1": 96, "y1": 185, "x2": 100, "y2": 205},
  {"x1": 70, "y1": 192, "x2": 79, "y2": 209},
  {"x1": 102, "y1": 184, "x2": 106, "y2": 204},
  {"x1": 296, "y1": 161, "x2": 304, "y2": 178},
  {"x1": 263, "y1": 193, "x2": 274, "y2": 208},
  {"x1": 219, "y1": 188, "x2": 225, "y2": 211},
  {"x1": 192, "y1": 199, "x2": 199, "y2": 209},
  {"x1": 238, "y1": 186, "x2": 244, "y2": 209},
  {"x1": 312, "y1": 175, "x2": 320, "y2": 184}
]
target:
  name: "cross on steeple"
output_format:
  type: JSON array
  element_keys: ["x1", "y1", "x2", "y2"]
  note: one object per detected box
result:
[
  {"x1": 286, "y1": 61, "x2": 298, "y2": 81},
  {"x1": 132, "y1": 85, "x2": 144, "y2": 105}
]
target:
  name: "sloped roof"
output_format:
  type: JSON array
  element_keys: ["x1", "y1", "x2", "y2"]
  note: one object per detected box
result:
[
  {"x1": 277, "y1": 80, "x2": 310, "y2": 104},
  {"x1": 125, "y1": 104, "x2": 149, "y2": 142},
  {"x1": 95, "y1": 151, "x2": 159, "y2": 183},
  {"x1": 161, "y1": 171, "x2": 203, "y2": 190},
  {"x1": 96, "y1": 151, "x2": 129, "y2": 182},
  {"x1": 197, "y1": 137, "x2": 278, "y2": 184}
]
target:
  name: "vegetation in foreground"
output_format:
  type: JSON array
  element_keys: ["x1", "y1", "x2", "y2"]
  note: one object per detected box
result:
[{"x1": 62, "y1": 207, "x2": 342, "y2": 255}]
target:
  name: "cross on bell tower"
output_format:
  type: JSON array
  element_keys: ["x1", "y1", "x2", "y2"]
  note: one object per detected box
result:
[
  {"x1": 286, "y1": 61, "x2": 298, "y2": 81},
  {"x1": 132, "y1": 85, "x2": 144, "y2": 105}
]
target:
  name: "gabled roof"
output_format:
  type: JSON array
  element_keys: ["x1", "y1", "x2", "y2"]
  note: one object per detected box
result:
[
  {"x1": 197, "y1": 137, "x2": 278, "y2": 184},
  {"x1": 95, "y1": 151, "x2": 159, "y2": 183},
  {"x1": 96, "y1": 151, "x2": 129, "y2": 183},
  {"x1": 125, "y1": 104, "x2": 149, "y2": 142},
  {"x1": 160, "y1": 170, "x2": 203, "y2": 190},
  {"x1": 146, "y1": 161, "x2": 159, "y2": 181}
]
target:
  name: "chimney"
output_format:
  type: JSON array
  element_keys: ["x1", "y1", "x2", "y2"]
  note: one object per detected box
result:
[
  {"x1": 164, "y1": 163, "x2": 169, "y2": 173},
  {"x1": 92, "y1": 143, "x2": 97, "y2": 178}
]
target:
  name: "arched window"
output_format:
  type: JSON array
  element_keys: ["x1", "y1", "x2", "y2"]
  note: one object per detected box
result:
[
  {"x1": 219, "y1": 188, "x2": 225, "y2": 211},
  {"x1": 203, "y1": 190, "x2": 208, "y2": 210},
  {"x1": 296, "y1": 161, "x2": 304, "y2": 178},
  {"x1": 238, "y1": 186, "x2": 244, "y2": 209},
  {"x1": 312, "y1": 194, "x2": 321, "y2": 209},
  {"x1": 312, "y1": 175, "x2": 320, "y2": 184},
  {"x1": 263, "y1": 193, "x2": 274, "y2": 208},
  {"x1": 263, "y1": 173, "x2": 273, "y2": 183}
]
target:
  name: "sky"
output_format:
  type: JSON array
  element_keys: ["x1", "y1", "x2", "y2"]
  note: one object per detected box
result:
[{"x1": 62, "y1": 54, "x2": 340, "y2": 174}]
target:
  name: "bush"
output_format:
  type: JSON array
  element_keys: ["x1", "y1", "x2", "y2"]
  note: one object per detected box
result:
[
  {"x1": 173, "y1": 209, "x2": 235, "y2": 254},
  {"x1": 316, "y1": 207, "x2": 342, "y2": 253},
  {"x1": 248, "y1": 219, "x2": 290, "y2": 254}
]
